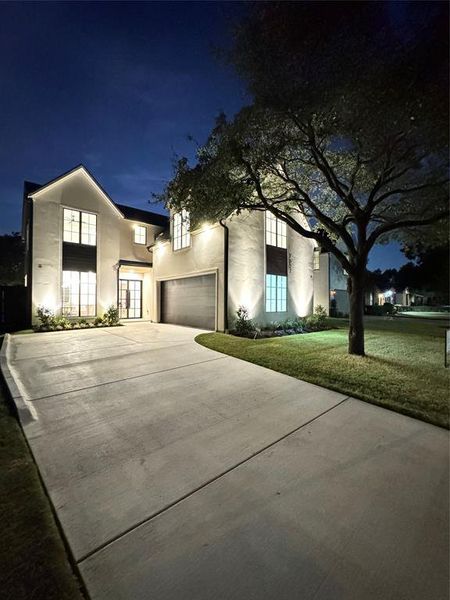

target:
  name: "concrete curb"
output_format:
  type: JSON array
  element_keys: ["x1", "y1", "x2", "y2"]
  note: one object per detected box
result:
[{"x1": 0, "y1": 333, "x2": 37, "y2": 426}]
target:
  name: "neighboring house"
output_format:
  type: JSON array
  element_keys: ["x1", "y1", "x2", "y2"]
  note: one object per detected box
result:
[
  {"x1": 377, "y1": 287, "x2": 436, "y2": 307},
  {"x1": 22, "y1": 165, "x2": 342, "y2": 330}
]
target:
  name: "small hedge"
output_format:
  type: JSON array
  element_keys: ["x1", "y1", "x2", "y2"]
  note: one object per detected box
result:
[{"x1": 34, "y1": 305, "x2": 121, "y2": 332}]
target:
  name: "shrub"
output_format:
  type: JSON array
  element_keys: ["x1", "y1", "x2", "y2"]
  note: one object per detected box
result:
[
  {"x1": 305, "y1": 305, "x2": 328, "y2": 331},
  {"x1": 381, "y1": 302, "x2": 395, "y2": 315},
  {"x1": 103, "y1": 305, "x2": 120, "y2": 326},
  {"x1": 54, "y1": 316, "x2": 71, "y2": 329},
  {"x1": 94, "y1": 316, "x2": 104, "y2": 326},
  {"x1": 234, "y1": 306, "x2": 255, "y2": 336},
  {"x1": 36, "y1": 306, "x2": 55, "y2": 328}
]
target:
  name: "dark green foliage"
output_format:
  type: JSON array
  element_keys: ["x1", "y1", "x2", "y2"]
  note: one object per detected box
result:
[
  {"x1": 35, "y1": 306, "x2": 55, "y2": 328},
  {"x1": 103, "y1": 305, "x2": 120, "y2": 326},
  {"x1": 305, "y1": 305, "x2": 328, "y2": 330},
  {"x1": 159, "y1": 3, "x2": 448, "y2": 356},
  {"x1": 234, "y1": 306, "x2": 255, "y2": 336},
  {"x1": 34, "y1": 305, "x2": 121, "y2": 332},
  {"x1": 0, "y1": 233, "x2": 24, "y2": 286}
]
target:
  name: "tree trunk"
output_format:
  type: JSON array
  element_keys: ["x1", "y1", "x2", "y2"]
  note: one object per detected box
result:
[{"x1": 347, "y1": 272, "x2": 366, "y2": 356}]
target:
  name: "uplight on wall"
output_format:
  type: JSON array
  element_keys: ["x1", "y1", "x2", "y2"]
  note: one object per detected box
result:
[{"x1": 42, "y1": 293, "x2": 57, "y2": 313}]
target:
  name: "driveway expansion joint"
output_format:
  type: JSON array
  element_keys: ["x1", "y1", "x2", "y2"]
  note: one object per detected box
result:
[
  {"x1": 26, "y1": 355, "x2": 228, "y2": 404},
  {"x1": 76, "y1": 396, "x2": 350, "y2": 565}
]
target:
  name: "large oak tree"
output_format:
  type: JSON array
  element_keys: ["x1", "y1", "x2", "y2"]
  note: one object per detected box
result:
[{"x1": 160, "y1": 1, "x2": 449, "y2": 355}]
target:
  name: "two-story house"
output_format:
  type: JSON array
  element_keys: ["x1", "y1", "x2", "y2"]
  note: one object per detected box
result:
[{"x1": 22, "y1": 165, "x2": 348, "y2": 330}]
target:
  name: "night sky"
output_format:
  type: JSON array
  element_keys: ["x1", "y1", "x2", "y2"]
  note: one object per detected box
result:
[{"x1": 0, "y1": 1, "x2": 407, "y2": 270}]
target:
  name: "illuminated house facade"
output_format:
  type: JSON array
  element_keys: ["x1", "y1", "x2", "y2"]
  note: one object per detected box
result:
[{"x1": 22, "y1": 165, "x2": 345, "y2": 329}]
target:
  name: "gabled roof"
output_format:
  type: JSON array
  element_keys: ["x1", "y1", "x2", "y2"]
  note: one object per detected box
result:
[
  {"x1": 27, "y1": 164, "x2": 124, "y2": 218},
  {"x1": 115, "y1": 203, "x2": 169, "y2": 228}
]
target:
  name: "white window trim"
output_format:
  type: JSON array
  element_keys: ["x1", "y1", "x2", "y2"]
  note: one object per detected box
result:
[{"x1": 134, "y1": 224, "x2": 147, "y2": 245}]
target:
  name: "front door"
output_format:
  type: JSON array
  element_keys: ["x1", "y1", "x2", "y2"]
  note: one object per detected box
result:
[{"x1": 119, "y1": 279, "x2": 142, "y2": 319}]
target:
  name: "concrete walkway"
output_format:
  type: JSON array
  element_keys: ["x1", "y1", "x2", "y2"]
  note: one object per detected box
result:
[{"x1": 2, "y1": 322, "x2": 448, "y2": 599}]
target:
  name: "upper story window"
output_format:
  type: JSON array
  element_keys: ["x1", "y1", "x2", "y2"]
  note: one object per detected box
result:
[
  {"x1": 313, "y1": 247, "x2": 321, "y2": 270},
  {"x1": 266, "y1": 211, "x2": 286, "y2": 249},
  {"x1": 134, "y1": 224, "x2": 147, "y2": 245},
  {"x1": 63, "y1": 208, "x2": 96, "y2": 246},
  {"x1": 173, "y1": 209, "x2": 190, "y2": 251}
]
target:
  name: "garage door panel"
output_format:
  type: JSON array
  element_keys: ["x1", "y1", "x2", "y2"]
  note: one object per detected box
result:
[{"x1": 161, "y1": 275, "x2": 216, "y2": 330}]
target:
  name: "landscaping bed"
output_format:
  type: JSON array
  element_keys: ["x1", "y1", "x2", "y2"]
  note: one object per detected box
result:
[
  {"x1": 33, "y1": 305, "x2": 121, "y2": 333},
  {"x1": 232, "y1": 305, "x2": 330, "y2": 339},
  {"x1": 196, "y1": 316, "x2": 450, "y2": 429}
]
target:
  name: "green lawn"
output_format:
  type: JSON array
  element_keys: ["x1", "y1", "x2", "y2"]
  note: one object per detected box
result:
[
  {"x1": 0, "y1": 375, "x2": 84, "y2": 599},
  {"x1": 196, "y1": 316, "x2": 450, "y2": 429}
]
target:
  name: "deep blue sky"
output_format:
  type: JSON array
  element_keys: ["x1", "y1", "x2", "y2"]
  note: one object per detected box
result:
[{"x1": 0, "y1": 1, "x2": 407, "y2": 270}]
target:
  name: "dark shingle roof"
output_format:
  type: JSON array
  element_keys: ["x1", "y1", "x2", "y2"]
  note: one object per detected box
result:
[{"x1": 115, "y1": 203, "x2": 169, "y2": 228}]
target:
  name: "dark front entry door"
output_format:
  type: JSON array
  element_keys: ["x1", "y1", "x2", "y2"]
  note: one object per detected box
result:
[{"x1": 119, "y1": 279, "x2": 142, "y2": 319}]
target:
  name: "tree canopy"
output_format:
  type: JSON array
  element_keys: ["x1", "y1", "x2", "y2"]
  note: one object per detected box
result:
[{"x1": 159, "y1": 1, "x2": 449, "y2": 354}]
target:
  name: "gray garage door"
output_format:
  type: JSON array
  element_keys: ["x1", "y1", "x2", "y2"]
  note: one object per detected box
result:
[{"x1": 161, "y1": 274, "x2": 216, "y2": 330}]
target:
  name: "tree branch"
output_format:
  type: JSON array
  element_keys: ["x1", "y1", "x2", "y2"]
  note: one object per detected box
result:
[{"x1": 367, "y1": 210, "x2": 449, "y2": 249}]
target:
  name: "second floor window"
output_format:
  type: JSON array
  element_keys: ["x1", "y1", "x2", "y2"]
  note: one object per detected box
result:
[
  {"x1": 313, "y1": 248, "x2": 321, "y2": 270},
  {"x1": 134, "y1": 225, "x2": 146, "y2": 245},
  {"x1": 173, "y1": 209, "x2": 190, "y2": 251},
  {"x1": 266, "y1": 211, "x2": 286, "y2": 248},
  {"x1": 63, "y1": 208, "x2": 97, "y2": 246}
]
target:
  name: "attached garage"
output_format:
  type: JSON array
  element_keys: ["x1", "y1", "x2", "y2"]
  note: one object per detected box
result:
[{"x1": 160, "y1": 274, "x2": 216, "y2": 330}]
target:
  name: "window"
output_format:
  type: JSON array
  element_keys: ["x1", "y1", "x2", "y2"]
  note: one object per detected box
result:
[
  {"x1": 313, "y1": 248, "x2": 321, "y2": 270},
  {"x1": 63, "y1": 209, "x2": 80, "y2": 243},
  {"x1": 173, "y1": 209, "x2": 190, "y2": 250},
  {"x1": 266, "y1": 211, "x2": 286, "y2": 249},
  {"x1": 62, "y1": 270, "x2": 96, "y2": 316},
  {"x1": 81, "y1": 212, "x2": 97, "y2": 245},
  {"x1": 63, "y1": 208, "x2": 96, "y2": 246},
  {"x1": 265, "y1": 274, "x2": 287, "y2": 312},
  {"x1": 134, "y1": 225, "x2": 146, "y2": 245}
]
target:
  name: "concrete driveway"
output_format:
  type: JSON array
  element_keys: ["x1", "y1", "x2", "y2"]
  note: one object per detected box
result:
[{"x1": 2, "y1": 322, "x2": 448, "y2": 600}]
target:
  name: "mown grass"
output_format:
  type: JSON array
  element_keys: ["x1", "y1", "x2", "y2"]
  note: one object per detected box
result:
[
  {"x1": 196, "y1": 316, "x2": 450, "y2": 428},
  {"x1": 0, "y1": 374, "x2": 84, "y2": 599}
]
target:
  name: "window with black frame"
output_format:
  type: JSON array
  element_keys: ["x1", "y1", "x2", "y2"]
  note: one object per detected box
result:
[{"x1": 265, "y1": 211, "x2": 287, "y2": 312}]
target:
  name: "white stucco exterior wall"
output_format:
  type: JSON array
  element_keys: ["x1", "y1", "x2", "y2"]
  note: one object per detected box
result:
[
  {"x1": 118, "y1": 220, "x2": 164, "y2": 263},
  {"x1": 313, "y1": 253, "x2": 331, "y2": 313},
  {"x1": 313, "y1": 252, "x2": 349, "y2": 316},
  {"x1": 227, "y1": 211, "x2": 265, "y2": 324},
  {"x1": 153, "y1": 210, "x2": 315, "y2": 331},
  {"x1": 286, "y1": 219, "x2": 315, "y2": 319},
  {"x1": 152, "y1": 222, "x2": 225, "y2": 329},
  {"x1": 30, "y1": 171, "x2": 123, "y2": 323},
  {"x1": 228, "y1": 211, "x2": 314, "y2": 326}
]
